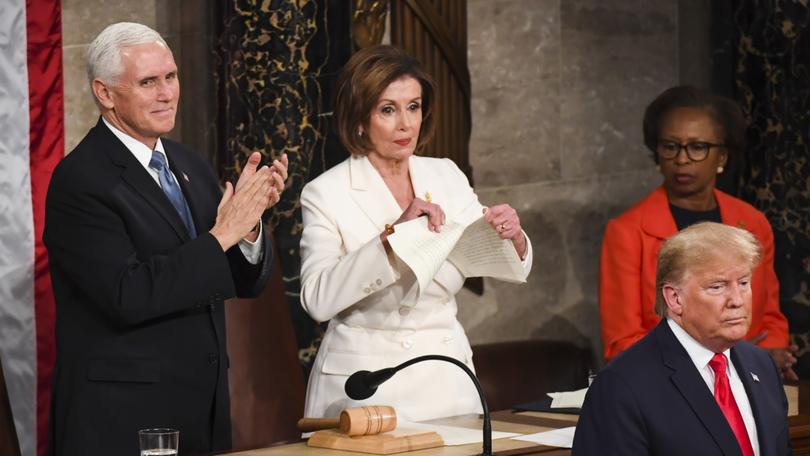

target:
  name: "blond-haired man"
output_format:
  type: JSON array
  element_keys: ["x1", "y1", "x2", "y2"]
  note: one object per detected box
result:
[{"x1": 574, "y1": 222, "x2": 790, "y2": 455}]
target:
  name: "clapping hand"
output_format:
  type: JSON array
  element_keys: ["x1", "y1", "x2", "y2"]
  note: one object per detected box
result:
[
  {"x1": 235, "y1": 151, "x2": 288, "y2": 209},
  {"x1": 210, "y1": 152, "x2": 288, "y2": 250}
]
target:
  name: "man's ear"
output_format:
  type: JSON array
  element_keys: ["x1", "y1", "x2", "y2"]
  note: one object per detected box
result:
[
  {"x1": 662, "y1": 283, "x2": 683, "y2": 316},
  {"x1": 92, "y1": 79, "x2": 114, "y2": 110}
]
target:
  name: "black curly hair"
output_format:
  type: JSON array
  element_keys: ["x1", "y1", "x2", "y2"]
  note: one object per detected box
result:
[{"x1": 642, "y1": 86, "x2": 747, "y2": 164}]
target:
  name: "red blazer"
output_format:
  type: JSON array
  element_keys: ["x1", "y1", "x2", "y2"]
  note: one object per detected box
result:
[{"x1": 599, "y1": 186, "x2": 788, "y2": 360}]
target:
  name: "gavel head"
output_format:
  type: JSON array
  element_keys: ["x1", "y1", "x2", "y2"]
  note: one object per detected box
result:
[{"x1": 339, "y1": 405, "x2": 397, "y2": 436}]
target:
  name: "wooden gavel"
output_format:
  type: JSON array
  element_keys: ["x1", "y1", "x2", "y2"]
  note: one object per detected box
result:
[{"x1": 297, "y1": 405, "x2": 397, "y2": 436}]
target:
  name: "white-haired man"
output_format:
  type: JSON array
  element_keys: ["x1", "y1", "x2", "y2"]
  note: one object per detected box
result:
[
  {"x1": 44, "y1": 22, "x2": 287, "y2": 455},
  {"x1": 573, "y1": 222, "x2": 790, "y2": 455}
]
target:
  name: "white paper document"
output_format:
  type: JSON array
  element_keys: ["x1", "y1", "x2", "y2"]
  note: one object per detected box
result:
[
  {"x1": 386, "y1": 216, "x2": 526, "y2": 293},
  {"x1": 398, "y1": 421, "x2": 520, "y2": 446},
  {"x1": 547, "y1": 387, "x2": 588, "y2": 409},
  {"x1": 512, "y1": 426, "x2": 576, "y2": 448}
]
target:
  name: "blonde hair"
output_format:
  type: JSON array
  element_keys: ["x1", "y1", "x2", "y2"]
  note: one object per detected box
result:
[{"x1": 655, "y1": 222, "x2": 761, "y2": 316}]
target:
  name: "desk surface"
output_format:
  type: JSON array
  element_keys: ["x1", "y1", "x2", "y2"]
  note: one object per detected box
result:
[
  {"x1": 220, "y1": 384, "x2": 809, "y2": 455},
  {"x1": 223, "y1": 413, "x2": 575, "y2": 455}
]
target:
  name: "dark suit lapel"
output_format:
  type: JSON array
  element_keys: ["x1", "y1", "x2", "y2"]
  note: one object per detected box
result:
[
  {"x1": 95, "y1": 119, "x2": 191, "y2": 242},
  {"x1": 657, "y1": 321, "x2": 743, "y2": 455},
  {"x1": 730, "y1": 347, "x2": 769, "y2": 455}
]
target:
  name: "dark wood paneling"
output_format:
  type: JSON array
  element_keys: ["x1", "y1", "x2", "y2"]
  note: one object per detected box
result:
[{"x1": 390, "y1": 0, "x2": 471, "y2": 178}]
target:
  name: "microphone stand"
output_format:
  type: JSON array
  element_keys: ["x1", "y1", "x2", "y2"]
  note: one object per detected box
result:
[{"x1": 344, "y1": 354, "x2": 492, "y2": 456}]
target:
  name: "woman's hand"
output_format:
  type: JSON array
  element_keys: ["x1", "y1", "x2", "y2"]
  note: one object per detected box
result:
[
  {"x1": 379, "y1": 198, "x2": 445, "y2": 255},
  {"x1": 483, "y1": 204, "x2": 527, "y2": 259},
  {"x1": 750, "y1": 331, "x2": 799, "y2": 381},
  {"x1": 767, "y1": 346, "x2": 799, "y2": 381},
  {"x1": 393, "y1": 198, "x2": 446, "y2": 232}
]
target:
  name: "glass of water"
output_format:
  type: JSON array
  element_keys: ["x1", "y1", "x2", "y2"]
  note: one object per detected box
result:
[{"x1": 139, "y1": 428, "x2": 179, "y2": 455}]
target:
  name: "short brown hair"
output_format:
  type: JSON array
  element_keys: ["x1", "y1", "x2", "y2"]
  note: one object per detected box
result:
[
  {"x1": 654, "y1": 222, "x2": 761, "y2": 316},
  {"x1": 333, "y1": 45, "x2": 436, "y2": 156}
]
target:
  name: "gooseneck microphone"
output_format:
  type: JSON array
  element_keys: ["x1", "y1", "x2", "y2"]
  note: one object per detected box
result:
[{"x1": 344, "y1": 354, "x2": 492, "y2": 456}]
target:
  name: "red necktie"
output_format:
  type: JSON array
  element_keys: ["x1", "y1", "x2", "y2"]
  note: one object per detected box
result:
[{"x1": 708, "y1": 353, "x2": 755, "y2": 456}]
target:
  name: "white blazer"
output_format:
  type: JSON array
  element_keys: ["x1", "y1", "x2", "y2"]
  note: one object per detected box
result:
[{"x1": 299, "y1": 154, "x2": 533, "y2": 421}]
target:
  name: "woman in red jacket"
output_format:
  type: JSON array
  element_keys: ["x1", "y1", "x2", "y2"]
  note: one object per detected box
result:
[{"x1": 599, "y1": 86, "x2": 797, "y2": 378}]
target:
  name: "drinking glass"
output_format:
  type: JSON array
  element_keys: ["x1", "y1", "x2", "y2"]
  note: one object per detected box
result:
[{"x1": 138, "y1": 428, "x2": 179, "y2": 456}]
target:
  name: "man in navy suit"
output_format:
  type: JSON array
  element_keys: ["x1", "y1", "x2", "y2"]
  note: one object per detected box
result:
[
  {"x1": 44, "y1": 22, "x2": 287, "y2": 455},
  {"x1": 574, "y1": 222, "x2": 790, "y2": 455}
]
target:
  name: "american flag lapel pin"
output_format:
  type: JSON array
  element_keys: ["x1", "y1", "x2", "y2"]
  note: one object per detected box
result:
[
  {"x1": 182, "y1": 172, "x2": 190, "y2": 182},
  {"x1": 751, "y1": 372, "x2": 760, "y2": 383}
]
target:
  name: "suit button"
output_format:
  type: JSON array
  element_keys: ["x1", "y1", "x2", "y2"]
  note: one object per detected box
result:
[
  {"x1": 376, "y1": 278, "x2": 382, "y2": 285},
  {"x1": 363, "y1": 287, "x2": 371, "y2": 294},
  {"x1": 401, "y1": 339, "x2": 413, "y2": 350},
  {"x1": 208, "y1": 353, "x2": 219, "y2": 364},
  {"x1": 398, "y1": 307, "x2": 410, "y2": 316}
]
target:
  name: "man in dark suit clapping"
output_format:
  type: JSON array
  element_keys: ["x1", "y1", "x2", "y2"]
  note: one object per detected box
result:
[
  {"x1": 574, "y1": 222, "x2": 790, "y2": 455},
  {"x1": 44, "y1": 22, "x2": 287, "y2": 455}
]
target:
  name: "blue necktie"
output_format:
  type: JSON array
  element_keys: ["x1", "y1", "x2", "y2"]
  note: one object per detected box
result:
[{"x1": 149, "y1": 151, "x2": 197, "y2": 238}]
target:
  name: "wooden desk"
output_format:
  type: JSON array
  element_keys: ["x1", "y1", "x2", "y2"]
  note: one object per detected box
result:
[
  {"x1": 219, "y1": 384, "x2": 810, "y2": 455},
  {"x1": 222, "y1": 413, "x2": 570, "y2": 455}
]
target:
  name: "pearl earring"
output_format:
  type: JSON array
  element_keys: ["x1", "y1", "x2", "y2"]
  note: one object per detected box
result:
[
  {"x1": 717, "y1": 166, "x2": 724, "y2": 174},
  {"x1": 357, "y1": 129, "x2": 363, "y2": 137}
]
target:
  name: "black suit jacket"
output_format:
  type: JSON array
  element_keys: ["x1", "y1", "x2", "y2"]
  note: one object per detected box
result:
[
  {"x1": 573, "y1": 320, "x2": 790, "y2": 455},
  {"x1": 44, "y1": 119, "x2": 272, "y2": 455}
]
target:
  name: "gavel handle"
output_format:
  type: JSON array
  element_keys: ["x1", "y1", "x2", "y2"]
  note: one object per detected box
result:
[{"x1": 297, "y1": 417, "x2": 340, "y2": 432}]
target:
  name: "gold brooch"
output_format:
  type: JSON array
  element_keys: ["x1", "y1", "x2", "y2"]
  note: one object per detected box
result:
[{"x1": 424, "y1": 191, "x2": 431, "y2": 203}]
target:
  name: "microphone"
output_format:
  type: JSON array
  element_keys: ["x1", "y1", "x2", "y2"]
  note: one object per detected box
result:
[
  {"x1": 343, "y1": 354, "x2": 492, "y2": 456},
  {"x1": 345, "y1": 368, "x2": 396, "y2": 400}
]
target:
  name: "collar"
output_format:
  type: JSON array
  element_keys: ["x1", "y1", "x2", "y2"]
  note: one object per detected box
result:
[
  {"x1": 102, "y1": 117, "x2": 167, "y2": 170},
  {"x1": 667, "y1": 318, "x2": 731, "y2": 375},
  {"x1": 641, "y1": 186, "x2": 745, "y2": 239}
]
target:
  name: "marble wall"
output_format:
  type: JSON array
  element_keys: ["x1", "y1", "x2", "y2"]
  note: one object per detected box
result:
[{"x1": 462, "y1": 0, "x2": 680, "y2": 363}]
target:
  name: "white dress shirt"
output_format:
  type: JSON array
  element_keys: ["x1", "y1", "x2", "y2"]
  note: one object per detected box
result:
[
  {"x1": 668, "y1": 318, "x2": 760, "y2": 455},
  {"x1": 102, "y1": 117, "x2": 262, "y2": 263}
]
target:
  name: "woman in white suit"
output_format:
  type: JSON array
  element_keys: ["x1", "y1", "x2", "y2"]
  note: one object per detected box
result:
[{"x1": 300, "y1": 45, "x2": 533, "y2": 421}]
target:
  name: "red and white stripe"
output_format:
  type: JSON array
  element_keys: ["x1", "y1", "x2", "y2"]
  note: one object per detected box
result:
[{"x1": 0, "y1": 1, "x2": 62, "y2": 455}]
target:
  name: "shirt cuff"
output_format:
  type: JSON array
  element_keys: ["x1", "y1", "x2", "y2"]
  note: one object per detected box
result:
[{"x1": 238, "y1": 221, "x2": 264, "y2": 264}]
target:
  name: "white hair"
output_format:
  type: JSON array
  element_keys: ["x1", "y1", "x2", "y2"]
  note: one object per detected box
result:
[{"x1": 86, "y1": 22, "x2": 168, "y2": 86}]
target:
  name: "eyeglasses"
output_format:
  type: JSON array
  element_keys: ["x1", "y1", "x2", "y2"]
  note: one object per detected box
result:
[{"x1": 656, "y1": 141, "x2": 725, "y2": 162}]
